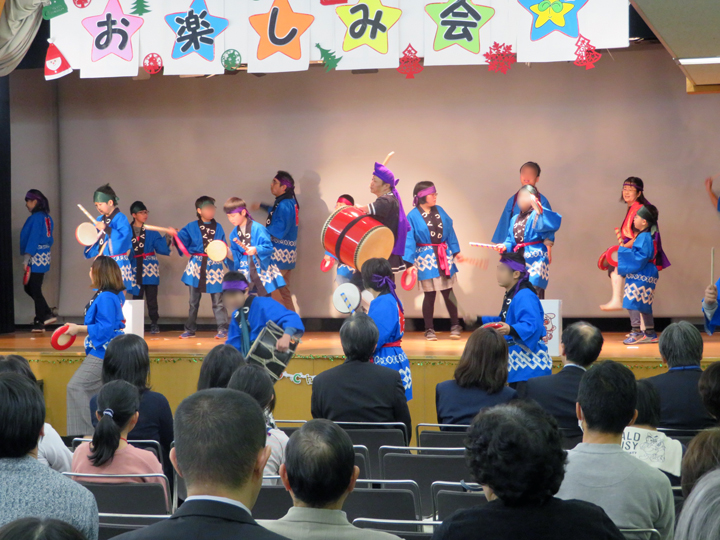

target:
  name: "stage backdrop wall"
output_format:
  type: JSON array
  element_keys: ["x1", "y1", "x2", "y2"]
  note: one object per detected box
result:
[{"x1": 9, "y1": 44, "x2": 720, "y2": 322}]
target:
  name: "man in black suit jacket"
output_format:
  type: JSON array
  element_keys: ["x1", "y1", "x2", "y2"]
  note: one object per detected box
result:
[
  {"x1": 311, "y1": 312, "x2": 412, "y2": 441},
  {"x1": 116, "y1": 389, "x2": 286, "y2": 540},
  {"x1": 517, "y1": 322, "x2": 604, "y2": 439},
  {"x1": 644, "y1": 321, "x2": 715, "y2": 430}
]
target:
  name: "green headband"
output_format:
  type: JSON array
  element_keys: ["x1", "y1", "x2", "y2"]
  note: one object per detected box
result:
[
  {"x1": 197, "y1": 201, "x2": 215, "y2": 209},
  {"x1": 93, "y1": 191, "x2": 116, "y2": 204}
]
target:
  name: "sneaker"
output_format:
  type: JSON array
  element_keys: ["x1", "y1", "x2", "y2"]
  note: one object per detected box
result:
[
  {"x1": 179, "y1": 332, "x2": 195, "y2": 339},
  {"x1": 639, "y1": 331, "x2": 659, "y2": 344},
  {"x1": 623, "y1": 331, "x2": 644, "y2": 345},
  {"x1": 31, "y1": 322, "x2": 44, "y2": 333},
  {"x1": 425, "y1": 329, "x2": 438, "y2": 341},
  {"x1": 44, "y1": 315, "x2": 57, "y2": 326},
  {"x1": 150, "y1": 324, "x2": 160, "y2": 335},
  {"x1": 450, "y1": 325, "x2": 462, "y2": 340},
  {"x1": 215, "y1": 330, "x2": 228, "y2": 340}
]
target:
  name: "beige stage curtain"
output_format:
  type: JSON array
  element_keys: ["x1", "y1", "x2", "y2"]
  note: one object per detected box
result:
[{"x1": 0, "y1": 0, "x2": 46, "y2": 76}]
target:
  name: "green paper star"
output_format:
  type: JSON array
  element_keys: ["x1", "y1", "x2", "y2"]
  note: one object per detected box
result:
[{"x1": 425, "y1": 0, "x2": 495, "y2": 54}]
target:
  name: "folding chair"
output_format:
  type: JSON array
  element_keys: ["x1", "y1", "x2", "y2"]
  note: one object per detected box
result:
[
  {"x1": 379, "y1": 446, "x2": 469, "y2": 517},
  {"x1": 98, "y1": 513, "x2": 169, "y2": 540},
  {"x1": 657, "y1": 428, "x2": 703, "y2": 447},
  {"x1": 618, "y1": 528, "x2": 661, "y2": 540},
  {"x1": 337, "y1": 423, "x2": 408, "y2": 478},
  {"x1": 416, "y1": 424, "x2": 470, "y2": 448},
  {"x1": 346, "y1": 479, "x2": 422, "y2": 524},
  {"x1": 274, "y1": 419, "x2": 307, "y2": 439},
  {"x1": 354, "y1": 445, "x2": 370, "y2": 479},
  {"x1": 431, "y1": 481, "x2": 486, "y2": 519},
  {"x1": 353, "y1": 518, "x2": 441, "y2": 539},
  {"x1": 252, "y1": 478, "x2": 293, "y2": 520},
  {"x1": 64, "y1": 473, "x2": 171, "y2": 515},
  {"x1": 73, "y1": 438, "x2": 164, "y2": 468}
]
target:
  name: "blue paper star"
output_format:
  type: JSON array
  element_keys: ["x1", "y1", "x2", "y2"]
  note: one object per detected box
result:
[
  {"x1": 165, "y1": 0, "x2": 228, "y2": 61},
  {"x1": 517, "y1": 0, "x2": 588, "y2": 41}
]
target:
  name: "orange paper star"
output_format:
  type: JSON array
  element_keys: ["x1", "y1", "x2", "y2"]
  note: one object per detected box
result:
[{"x1": 249, "y1": 0, "x2": 315, "y2": 61}]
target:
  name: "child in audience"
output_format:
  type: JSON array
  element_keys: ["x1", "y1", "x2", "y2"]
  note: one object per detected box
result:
[
  {"x1": 222, "y1": 272, "x2": 304, "y2": 357},
  {"x1": 65, "y1": 256, "x2": 125, "y2": 436},
  {"x1": 362, "y1": 257, "x2": 413, "y2": 401},
  {"x1": 72, "y1": 380, "x2": 167, "y2": 500},
  {"x1": 227, "y1": 364, "x2": 288, "y2": 480},
  {"x1": 197, "y1": 344, "x2": 246, "y2": 391}
]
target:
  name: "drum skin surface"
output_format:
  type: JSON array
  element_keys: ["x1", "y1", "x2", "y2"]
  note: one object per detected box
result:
[{"x1": 321, "y1": 207, "x2": 394, "y2": 271}]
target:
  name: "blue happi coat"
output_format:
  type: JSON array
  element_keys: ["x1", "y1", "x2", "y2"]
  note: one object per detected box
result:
[
  {"x1": 368, "y1": 293, "x2": 413, "y2": 401},
  {"x1": 177, "y1": 221, "x2": 229, "y2": 294},
  {"x1": 130, "y1": 229, "x2": 171, "y2": 295},
  {"x1": 703, "y1": 276, "x2": 720, "y2": 335},
  {"x1": 84, "y1": 290, "x2": 125, "y2": 359},
  {"x1": 20, "y1": 211, "x2": 54, "y2": 273},
  {"x1": 227, "y1": 296, "x2": 304, "y2": 356},
  {"x1": 503, "y1": 208, "x2": 562, "y2": 290},
  {"x1": 84, "y1": 211, "x2": 135, "y2": 292},
  {"x1": 265, "y1": 198, "x2": 298, "y2": 271},
  {"x1": 482, "y1": 286, "x2": 551, "y2": 384},
  {"x1": 492, "y1": 191, "x2": 554, "y2": 244},
  {"x1": 403, "y1": 206, "x2": 460, "y2": 282},
  {"x1": 229, "y1": 220, "x2": 286, "y2": 295},
  {"x1": 617, "y1": 231, "x2": 658, "y2": 314}
]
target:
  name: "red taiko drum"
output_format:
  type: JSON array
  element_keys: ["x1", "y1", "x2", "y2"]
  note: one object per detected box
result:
[{"x1": 321, "y1": 207, "x2": 394, "y2": 271}]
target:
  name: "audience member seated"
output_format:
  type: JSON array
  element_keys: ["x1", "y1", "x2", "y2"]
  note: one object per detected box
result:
[
  {"x1": 645, "y1": 321, "x2": 715, "y2": 430},
  {"x1": 197, "y1": 344, "x2": 246, "y2": 391},
  {"x1": 260, "y1": 419, "x2": 400, "y2": 540},
  {"x1": 557, "y1": 361, "x2": 675, "y2": 539},
  {"x1": 699, "y1": 361, "x2": 720, "y2": 422},
  {"x1": 432, "y1": 401, "x2": 624, "y2": 540},
  {"x1": 675, "y1": 468, "x2": 720, "y2": 540},
  {"x1": 622, "y1": 380, "x2": 683, "y2": 486},
  {"x1": 311, "y1": 312, "x2": 412, "y2": 441},
  {"x1": 228, "y1": 364, "x2": 289, "y2": 478},
  {"x1": 89, "y1": 335, "x2": 173, "y2": 479},
  {"x1": 73, "y1": 380, "x2": 166, "y2": 498},
  {"x1": 436, "y1": 327, "x2": 516, "y2": 428},
  {"x1": 0, "y1": 373, "x2": 98, "y2": 540},
  {"x1": 0, "y1": 355, "x2": 72, "y2": 473},
  {"x1": 680, "y1": 427, "x2": 720, "y2": 497},
  {"x1": 517, "y1": 321, "x2": 603, "y2": 439},
  {"x1": 0, "y1": 518, "x2": 87, "y2": 540},
  {"x1": 114, "y1": 389, "x2": 286, "y2": 540}
]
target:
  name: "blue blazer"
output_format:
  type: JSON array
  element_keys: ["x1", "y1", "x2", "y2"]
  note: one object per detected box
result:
[{"x1": 436, "y1": 380, "x2": 517, "y2": 427}]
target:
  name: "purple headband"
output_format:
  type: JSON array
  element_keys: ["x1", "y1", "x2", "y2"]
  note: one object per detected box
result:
[
  {"x1": 227, "y1": 206, "x2": 252, "y2": 220},
  {"x1": 373, "y1": 162, "x2": 396, "y2": 187},
  {"x1": 413, "y1": 186, "x2": 436, "y2": 207},
  {"x1": 276, "y1": 177, "x2": 295, "y2": 190},
  {"x1": 500, "y1": 257, "x2": 527, "y2": 274},
  {"x1": 222, "y1": 280, "x2": 249, "y2": 292},
  {"x1": 25, "y1": 191, "x2": 43, "y2": 202},
  {"x1": 371, "y1": 274, "x2": 404, "y2": 313}
]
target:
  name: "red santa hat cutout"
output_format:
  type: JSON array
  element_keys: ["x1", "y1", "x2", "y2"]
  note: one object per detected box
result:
[{"x1": 45, "y1": 40, "x2": 73, "y2": 81}]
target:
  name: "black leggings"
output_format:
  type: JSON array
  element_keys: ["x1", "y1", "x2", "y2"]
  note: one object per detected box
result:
[
  {"x1": 423, "y1": 289, "x2": 459, "y2": 330},
  {"x1": 24, "y1": 272, "x2": 52, "y2": 324}
]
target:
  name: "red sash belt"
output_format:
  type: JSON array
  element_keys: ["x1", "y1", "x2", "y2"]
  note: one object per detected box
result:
[
  {"x1": 513, "y1": 240, "x2": 543, "y2": 253},
  {"x1": 133, "y1": 252, "x2": 156, "y2": 259},
  {"x1": 419, "y1": 242, "x2": 450, "y2": 276},
  {"x1": 383, "y1": 340, "x2": 402, "y2": 348}
]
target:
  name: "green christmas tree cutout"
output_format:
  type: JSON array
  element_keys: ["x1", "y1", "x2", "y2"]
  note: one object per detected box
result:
[
  {"x1": 315, "y1": 44, "x2": 342, "y2": 72},
  {"x1": 130, "y1": 0, "x2": 151, "y2": 16}
]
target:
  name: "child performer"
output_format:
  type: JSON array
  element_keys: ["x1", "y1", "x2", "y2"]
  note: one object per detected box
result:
[
  {"x1": 224, "y1": 197, "x2": 286, "y2": 298},
  {"x1": 20, "y1": 189, "x2": 56, "y2": 331},
  {"x1": 84, "y1": 184, "x2": 135, "y2": 293},
  {"x1": 323, "y1": 194, "x2": 361, "y2": 287},
  {"x1": 64, "y1": 256, "x2": 126, "y2": 436},
  {"x1": 362, "y1": 258, "x2": 413, "y2": 401},
  {"x1": 492, "y1": 162, "x2": 554, "y2": 250},
  {"x1": 173, "y1": 197, "x2": 230, "y2": 340},
  {"x1": 358, "y1": 163, "x2": 411, "y2": 275},
  {"x1": 256, "y1": 171, "x2": 299, "y2": 312},
  {"x1": 614, "y1": 204, "x2": 661, "y2": 345},
  {"x1": 129, "y1": 201, "x2": 171, "y2": 335},
  {"x1": 223, "y1": 272, "x2": 304, "y2": 357},
  {"x1": 475, "y1": 252, "x2": 551, "y2": 385},
  {"x1": 703, "y1": 279, "x2": 720, "y2": 335},
  {"x1": 494, "y1": 185, "x2": 562, "y2": 299},
  {"x1": 404, "y1": 182, "x2": 464, "y2": 341},
  {"x1": 601, "y1": 177, "x2": 670, "y2": 311}
]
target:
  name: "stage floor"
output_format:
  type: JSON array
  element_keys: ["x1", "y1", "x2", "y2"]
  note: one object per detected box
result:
[{"x1": 4, "y1": 329, "x2": 720, "y2": 361}]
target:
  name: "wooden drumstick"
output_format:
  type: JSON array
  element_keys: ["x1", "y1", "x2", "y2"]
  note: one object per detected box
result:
[
  {"x1": 77, "y1": 204, "x2": 98, "y2": 224},
  {"x1": 382, "y1": 151, "x2": 395, "y2": 166},
  {"x1": 144, "y1": 224, "x2": 174, "y2": 235},
  {"x1": 712, "y1": 247, "x2": 715, "y2": 285}
]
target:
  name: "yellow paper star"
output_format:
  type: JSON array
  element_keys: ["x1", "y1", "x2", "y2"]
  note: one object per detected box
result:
[
  {"x1": 336, "y1": 0, "x2": 403, "y2": 54},
  {"x1": 529, "y1": 2, "x2": 574, "y2": 28}
]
